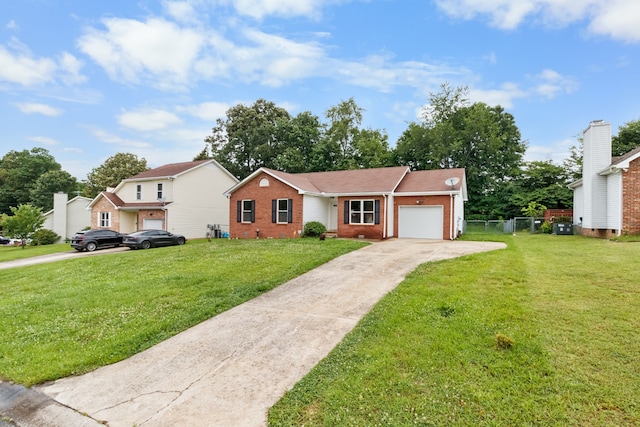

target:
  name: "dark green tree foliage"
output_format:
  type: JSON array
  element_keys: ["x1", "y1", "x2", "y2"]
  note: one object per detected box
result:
[
  {"x1": 394, "y1": 84, "x2": 527, "y2": 218},
  {"x1": 0, "y1": 148, "x2": 61, "y2": 214},
  {"x1": 205, "y1": 99, "x2": 292, "y2": 178},
  {"x1": 612, "y1": 118, "x2": 640, "y2": 157},
  {"x1": 83, "y1": 153, "x2": 149, "y2": 198},
  {"x1": 30, "y1": 170, "x2": 79, "y2": 212},
  {"x1": 511, "y1": 161, "x2": 573, "y2": 213},
  {"x1": 272, "y1": 111, "x2": 322, "y2": 173}
]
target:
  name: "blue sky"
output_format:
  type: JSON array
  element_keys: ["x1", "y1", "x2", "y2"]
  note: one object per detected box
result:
[{"x1": 2, "y1": 0, "x2": 640, "y2": 180}]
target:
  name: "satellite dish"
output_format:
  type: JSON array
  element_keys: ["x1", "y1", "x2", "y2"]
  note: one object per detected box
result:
[{"x1": 445, "y1": 177, "x2": 460, "y2": 189}]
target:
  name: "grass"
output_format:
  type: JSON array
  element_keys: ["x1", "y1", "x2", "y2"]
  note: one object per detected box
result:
[
  {"x1": 0, "y1": 243, "x2": 73, "y2": 262},
  {"x1": 269, "y1": 234, "x2": 640, "y2": 426},
  {"x1": 0, "y1": 238, "x2": 367, "y2": 386}
]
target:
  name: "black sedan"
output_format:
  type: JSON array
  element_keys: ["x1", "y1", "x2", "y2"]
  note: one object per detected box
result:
[{"x1": 122, "y1": 230, "x2": 186, "y2": 249}]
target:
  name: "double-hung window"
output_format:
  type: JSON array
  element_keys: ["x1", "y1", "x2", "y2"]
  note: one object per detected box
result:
[
  {"x1": 344, "y1": 199, "x2": 380, "y2": 225},
  {"x1": 272, "y1": 199, "x2": 292, "y2": 223},
  {"x1": 157, "y1": 183, "x2": 164, "y2": 200},
  {"x1": 99, "y1": 212, "x2": 111, "y2": 227},
  {"x1": 237, "y1": 200, "x2": 255, "y2": 223},
  {"x1": 136, "y1": 184, "x2": 142, "y2": 200}
]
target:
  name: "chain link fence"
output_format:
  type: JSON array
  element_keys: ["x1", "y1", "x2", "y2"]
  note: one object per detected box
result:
[{"x1": 463, "y1": 217, "x2": 545, "y2": 235}]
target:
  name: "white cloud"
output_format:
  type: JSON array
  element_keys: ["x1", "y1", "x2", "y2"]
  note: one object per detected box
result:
[
  {"x1": 6, "y1": 20, "x2": 19, "y2": 30},
  {"x1": 116, "y1": 109, "x2": 183, "y2": 131},
  {"x1": 434, "y1": 0, "x2": 640, "y2": 42},
  {"x1": 525, "y1": 138, "x2": 575, "y2": 164},
  {"x1": 163, "y1": 0, "x2": 200, "y2": 23},
  {"x1": 58, "y1": 52, "x2": 87, "y2": 85},
  {"x1": 28, "y1": 136, "x2": 59, "y2": 146},
  {"x1": 77, "y1": 17, "x2": 205, "y2": 89},
  {"x1": 469, "y1": 82, "x2": 527, "y2": 108},
  {"x1": 232, "y1": 0, "x2": 324, "y2": 20},
  {"x1": 533, "y1": 69, "x2": 578, "y2": 99},
  {"x1": 0, "y1": 41, "x2": 57, "y2": 86},
  {"x1": 15, "y1": 102, "x2": 63, "y2": 116},
  {"x1": 177, "y1": 102, "x2": 230, "y2": 121},
  {"x1": 91, "y1": 128, "x2": 152, "y2": 149}
]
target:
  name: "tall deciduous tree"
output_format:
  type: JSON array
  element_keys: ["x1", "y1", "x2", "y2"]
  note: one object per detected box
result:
[
  {"x1": 30, "y1": 170, "x2": 79, "y2": 212},
  {"x1": 394, "y1": 84, "x2": 527, "y2": 218},
  {"x1": 0, "y1": 204, "x2": 45, "y2": 248},
  {"x1": 0, "y1": 148, "x2": 62, "y2": 215},
  {"x1": 205, "y1": 99, "x2": 291, "y2": 179},
  {"x1": 324, "y1": 97, "x2": 364, "y2": 169},
  {"x1": 83, "y1": 153, "x2": 148, "y2": 198},
  {"x1": 511, "y1": 161, "x2": 573, "y2": 213},
  {"x1": 272, "y1": 111, "x2": 322, "y2": 173},
  {"x1": 612, "y1": 118, "x2": 640, "y2": 157}
]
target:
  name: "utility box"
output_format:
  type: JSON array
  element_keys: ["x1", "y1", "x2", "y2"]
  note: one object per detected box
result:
[{"x1": 553, "y1": 223, "x2": 573, "y2": 235}]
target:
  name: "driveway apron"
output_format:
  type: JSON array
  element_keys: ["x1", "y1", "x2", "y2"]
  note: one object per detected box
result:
[{"x1": 30, "y1": 239, "x2": 505, "y2": 427}]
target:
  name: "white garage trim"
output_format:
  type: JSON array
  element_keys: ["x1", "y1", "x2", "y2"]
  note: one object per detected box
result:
[
  {"x1": 398, "y1": 205, "x2": 443, "y2": 239},
  {"x1": 143, "y1": 218, "x2": 163, "y2": 230}
]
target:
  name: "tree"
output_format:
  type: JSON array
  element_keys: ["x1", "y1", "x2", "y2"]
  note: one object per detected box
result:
[
  {"x1": 30, "y1": 170, "x2": 79, "y2": 212},
  {"x1": 352, "y1": 128, "x2": 392, "y2": 169},
  {"x1": 205, "y1": 99, "x2": 291, "y2": 179},
  {"x1": 324, "y1": 98, "x2": 364, "y2": 169},
  {"x1": 83, "y1": 153, "x2": 148, "y2": 198},
  {"x1": 0, "y1": 204, "x2": 45, "y2": 248},
  {"x1": 0, "y1": 148, "x2": 61, "y2": 214},
  {"x1": 272, "y1": 111, "x2": 323, "y2": 173},
  {"x1": 612, "y1": 118, "x2": 640, "y2": 157},
  {"x1": 394, "y1": 85, "x2": 527, "y2": 219},
  {"x1": 511, "y1": 161, "x2": 573, "y2": 213}
]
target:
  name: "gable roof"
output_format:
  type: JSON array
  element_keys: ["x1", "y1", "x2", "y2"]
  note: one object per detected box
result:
[
  {"x1": 226, "y1": 166, "x2": 467, "y2": 198},
  {"x1": 127, "y1": 160, "x2": 211, "y2": 180},
  {"x1": 87, "y1": 190, "x2": 166, "y2": 210},
  {"x1": 611, "y1": 145, "x2": 640, "y2": 168}
]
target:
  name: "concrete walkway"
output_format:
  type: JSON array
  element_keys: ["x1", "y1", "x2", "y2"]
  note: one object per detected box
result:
[{"x1": 2, "y1": 239, "x2": 505, "y2": 427}]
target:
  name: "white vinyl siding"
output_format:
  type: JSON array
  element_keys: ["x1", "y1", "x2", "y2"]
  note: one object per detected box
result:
[{"x1": 606, "y1": 172, "x2": 622, "y2": 231}]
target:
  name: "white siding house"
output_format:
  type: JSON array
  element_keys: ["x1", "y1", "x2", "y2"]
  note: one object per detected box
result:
[{"x1": 42, "y1": 193, "x2": 92, "y2": 241}]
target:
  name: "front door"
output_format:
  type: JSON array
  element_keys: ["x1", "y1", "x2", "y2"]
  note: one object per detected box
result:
[{"x1": 328, "y1": 197, "x2": 338, "y2": 231}]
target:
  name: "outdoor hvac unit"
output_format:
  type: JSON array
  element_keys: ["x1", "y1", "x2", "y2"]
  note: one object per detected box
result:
[{"x1": 553, "y1": 223, "x2": 573, "y2": 235}]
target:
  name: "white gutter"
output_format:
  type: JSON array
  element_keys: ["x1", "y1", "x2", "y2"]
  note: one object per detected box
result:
[{"x1": 449, "y1": 194, "x2": 454, "y2": 240}]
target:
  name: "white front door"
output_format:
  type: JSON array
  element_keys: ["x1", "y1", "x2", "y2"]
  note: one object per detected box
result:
[{"x1": 328, "y1": 197, "x2": 338, "y2": 231}]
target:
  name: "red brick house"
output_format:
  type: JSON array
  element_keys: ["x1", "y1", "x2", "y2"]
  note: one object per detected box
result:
[
  {"x1": 224, "y1": 166, "x2": 467, "y2": 240},
  {"x1": 569, "y1": 120, "x2": 640, "y2": 237}
]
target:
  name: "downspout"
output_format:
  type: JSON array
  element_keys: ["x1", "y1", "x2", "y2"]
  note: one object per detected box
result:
[{"x1": 449, "y1": 193, "x2": 454, "y2": 240}]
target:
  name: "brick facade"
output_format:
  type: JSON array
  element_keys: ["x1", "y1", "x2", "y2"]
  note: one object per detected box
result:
[
  {"x1": 229, "y1": 172, "x2": 304, "y2": 239},
  {"x1": 90, "y1": 197, "x2": 121, "y2": 231},
  {"x1": 394, "y1": 195, "x2": 450, "y2": 239},
  {"x1": 337, "y1": 196, "x2": 385, "y2": 239},
  {"x1": 544, "y1": 209, "x2": 573, "y2": 222},
  {"x1": 622, "y1": 157, "x2": 640, "y2": 234}
]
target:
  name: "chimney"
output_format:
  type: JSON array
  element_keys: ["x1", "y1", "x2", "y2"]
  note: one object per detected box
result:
[
  {"x1": 52, "y1": 192, "x2": 68, "y2": 241},
  {"x1": 582, "y1": 120, "x2": 611, "y2": 229}
]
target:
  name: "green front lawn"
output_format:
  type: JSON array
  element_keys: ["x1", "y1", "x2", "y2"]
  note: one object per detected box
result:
[
  {"x1": 0, "y1": 243, "x2": 73, "y2": 262},
  {"x1": 269, "y1": 234, "x2": 640, "y2": 426},
  {"x1": 0, "y1": 238, "x2": 367, "y2": 386}
]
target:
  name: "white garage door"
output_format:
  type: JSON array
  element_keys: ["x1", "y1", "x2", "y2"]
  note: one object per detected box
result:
[
  {"x1": 143, "y1": 219, "x2": 163, "y2": 230},
  {"x1": 398, "y1": 206, "x2": 443, "y2": 239}
]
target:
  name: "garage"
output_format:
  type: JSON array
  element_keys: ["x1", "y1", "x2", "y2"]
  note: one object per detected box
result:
[
  {"x1": 398, "y1": 206, "x2": 443, "y2": 239},
  {"x1": 143, "y1": 218, "x2": 164, "y2": 230}
]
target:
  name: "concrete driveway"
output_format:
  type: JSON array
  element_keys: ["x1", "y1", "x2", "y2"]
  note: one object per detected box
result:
[
  {"x1": 0, "y1": 246, "x2": 129, "y2": 270},
  {"x1": 1, "y1": 239, "x2": 505, "y2": 427}
]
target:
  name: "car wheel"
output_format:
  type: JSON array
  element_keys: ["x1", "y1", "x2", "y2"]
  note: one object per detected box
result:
[
  {"x1": 140, "y1": 240, "x2": 151, "y2": 250},
  {"x1": 177, "y1": 237, "x2": 185, "y2": 245},
  {"x1": 86, "y1": 242, "x2": 97, "y2": 252}
]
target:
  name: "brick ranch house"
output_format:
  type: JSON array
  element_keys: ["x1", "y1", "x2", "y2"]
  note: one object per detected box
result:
[
  {"x1": 569, "y1": 120, "x2": 640, "y2": 237},
  {"x1": 87, "y1": 159, "x2": 238, "y2": 239},
  {"x1": 224, "y1": 166, "x2": 467, "y2": 240}
]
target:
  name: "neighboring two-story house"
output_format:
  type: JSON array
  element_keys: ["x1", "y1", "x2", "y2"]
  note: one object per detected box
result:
[
  {"x1": 88, "y1": 159, "x2": 238, "y2": 239},
  {"x1": 569, "y1": 120, "x2": 640, "y2": 237}
]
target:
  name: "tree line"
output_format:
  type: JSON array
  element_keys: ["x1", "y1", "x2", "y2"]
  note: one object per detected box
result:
[{"x1": 2, "y1": 83, "x2": 640, "y2": 220}]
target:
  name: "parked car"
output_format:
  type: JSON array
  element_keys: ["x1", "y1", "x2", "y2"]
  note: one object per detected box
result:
[
  {"x1": 71, "y1": 229, "x2": 123, "y2": 252},
  {"x1": 0, "y1": 236, "x2": 10, "y2": 245},
  {"x1": 122, "y1": 230, "x2": 186, "y2": 249}
]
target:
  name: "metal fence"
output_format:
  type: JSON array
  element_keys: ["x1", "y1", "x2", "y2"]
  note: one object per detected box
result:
[{"x1": 463, "y1": 217, "x2": 545, "y2": 235}]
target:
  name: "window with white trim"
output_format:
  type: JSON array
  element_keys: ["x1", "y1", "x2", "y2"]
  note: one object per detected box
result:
[
  {"x1": 241, "y1": 200, "x2": 254, "y2": 223},
  {"x1": 157, "y1": 183, "x2": 164, "y2": 200},
  {"x1": 99, "y1": 212, "x2": 111, "y2": 227},
  {"x1": 277, "y1": 199, "x2": 290, "y2": 223},
  {"x1": 350, "y1": 200, "x2": 375, "y2": 224},
  {"x1": 136, "y1": 184, "x2": 142, "y2": 200}
]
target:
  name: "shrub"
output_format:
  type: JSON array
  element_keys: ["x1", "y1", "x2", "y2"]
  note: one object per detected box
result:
[
  {"x1": 30, "y1": 229, "x2": 59, "y2": 246},
  {"x1": 303, "y1": 221, "x2": 326, "y2": 237},
  {"x1": 541, "y1": 221, "x2": 553, "y2": 234}
]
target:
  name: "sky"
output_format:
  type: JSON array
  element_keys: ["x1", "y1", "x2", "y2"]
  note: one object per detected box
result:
[{"x1": 2, "y1": 0, "x2": 640, "y2": 180}]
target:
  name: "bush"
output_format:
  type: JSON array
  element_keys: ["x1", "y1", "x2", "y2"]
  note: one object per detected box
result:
[
  {"x1": 30, "y1": 229, "x2": 59, "y2": 245},
  {"x1": 541, "y1": 221, "x2": 553, "y2": 234},
  {"x1": 303, "y1": 221, "x2": 327, "y2": 237}
]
